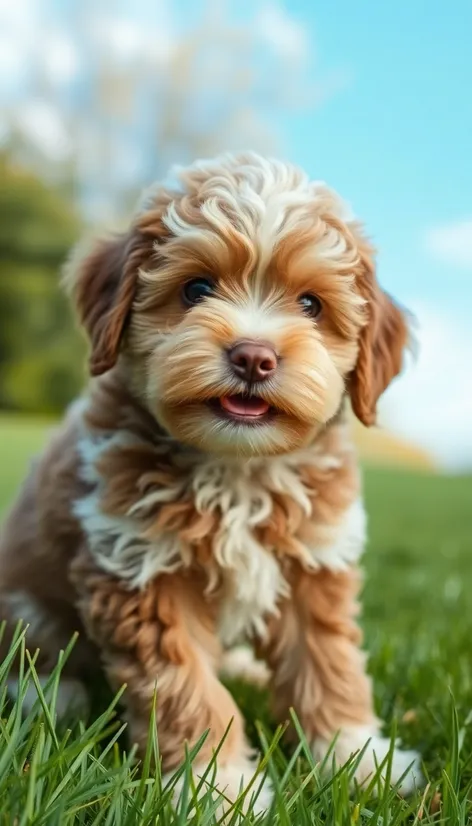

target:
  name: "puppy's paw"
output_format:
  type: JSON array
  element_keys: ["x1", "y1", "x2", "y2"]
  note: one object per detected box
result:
[
  {"x1": 314, "y1": 725, "x2": 423, "y2": 795},
  {"x1": 164, "y1": 757, "x2": 272, "y2": 820},
  {"x1": 220, "y1": 646, "x2": 271, "y2": 688}
]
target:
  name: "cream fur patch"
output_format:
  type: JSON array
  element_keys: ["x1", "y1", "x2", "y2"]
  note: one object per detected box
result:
[
  {"x1": 163, "y1": 757, "x2": 272, "y2": 818},
  {"x1": 219, "y1": 646, "x2": 270, "y2": 688},
  {"x1": 163, "y1": 152, "x2": 355, "y2": 278},
  {"x1": 75, "y1": 430, "x2": 184, "y2": 587},
  {"x1": 313, "y1": 724, "x2": 422, "y2": 794},
  {"x1": 306, "y1": 498, "x2": 367, "y2": 571},
  {"x1": 222, "y1": 299, "x2": 295, "y2": 343},
  {"x1": 74, "y1": 493, "x2": 183, "y2": 587},
  {"x1": 191, "y1": 456, "x2": 291, "y2": 645}
]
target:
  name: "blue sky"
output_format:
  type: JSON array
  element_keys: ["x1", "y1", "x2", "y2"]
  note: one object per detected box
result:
[
  {"x1": 0, "y1": 0, "x2": 470, "y2": 466},
  {"x1": 280, "y1": 1, "x2": 472, "y2": 319}
]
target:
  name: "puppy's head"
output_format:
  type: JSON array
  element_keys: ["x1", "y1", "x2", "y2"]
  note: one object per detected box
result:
[{"x1": 66, "y1": 153, "x2": 408, "y2": 456}]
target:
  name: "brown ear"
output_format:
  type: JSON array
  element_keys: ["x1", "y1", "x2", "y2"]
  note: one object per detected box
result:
[
  {"x1": 65, "y1": 232, "x2": 141, "y2": 376},
  {"x1": 349, "y1": 238, "x2": 409, "y2": 427}
]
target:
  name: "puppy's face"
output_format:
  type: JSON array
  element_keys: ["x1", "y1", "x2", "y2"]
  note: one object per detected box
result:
[
  {"x1": 128, "y1": 200, "x2": 366, "y2": 457},
  {"x1": 67, "y1": 154, "x2": 408, "y2": 456}
]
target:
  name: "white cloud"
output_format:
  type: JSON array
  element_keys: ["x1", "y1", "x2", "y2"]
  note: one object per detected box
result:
[
  {"x1": 256, "y1": 3, "x2": 309, "y2": 62},
  {"x1": 0, "y1": 41, "x2": 25, "y2": 86},
  {"x1": 42, "y1": 32, "x2": 79, "y2": 85},
  {"x1": 16, "y1": 101, "x2": 71, "y2": 161},
  {"x1": 93, "y1": 18, "x2": 146, "y2": 62},
  {"x1": 91, "y1": 15, "x2": 175, "y2": 66},
  {"x1": 379, "y1": 304, "x2": 472, "y2": 470},
  {"x1": 424, "y1": 219, "x2": 472, "y2": 269},
  {"x1": 0, "y1": 0, "x2": 37, "y2": 92},
  {"x1": 0, "y1": 0, "x2": 36, "y2": 31}
]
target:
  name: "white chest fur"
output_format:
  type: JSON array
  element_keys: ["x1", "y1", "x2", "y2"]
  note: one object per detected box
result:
[
  {"x1": 191, "y1": 458, "x2": 290, "y2": 645},
  {"x1": 75, "y1": 432, "x2": 366, "y2": 645}
]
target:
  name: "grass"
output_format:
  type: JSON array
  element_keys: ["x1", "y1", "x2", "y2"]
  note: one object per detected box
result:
[
  {"x1": 0, "y1": 414, "x2": 56, "y2": 510},
  {"x1": 1, "y1": 415, "x2": 472, "y2": 823}
]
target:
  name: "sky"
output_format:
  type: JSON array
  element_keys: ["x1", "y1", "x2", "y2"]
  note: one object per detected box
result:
[{"x1": 0, "y1": 0, "x2": 471, "y2": 469}]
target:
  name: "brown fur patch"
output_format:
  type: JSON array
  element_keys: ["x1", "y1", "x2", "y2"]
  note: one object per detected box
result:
[
  {"x1": 348, "y1": 230, "x2": 409, "y2": 426},
  {"x1": 71, "y1": 550, "x2": 250, "y2": 769},
  {"x1": 257, "y1": 564, "x2": 376, "y2": 741}
]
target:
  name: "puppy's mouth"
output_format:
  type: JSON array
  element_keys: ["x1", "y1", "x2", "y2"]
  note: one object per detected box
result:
[{"x1": 209, "y1": 394, "x2": 275, "y2": 424}]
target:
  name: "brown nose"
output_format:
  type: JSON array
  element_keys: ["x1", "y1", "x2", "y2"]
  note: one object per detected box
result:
[{"x1": 228, "y1": 340, "x2": 278, "y2": 383}]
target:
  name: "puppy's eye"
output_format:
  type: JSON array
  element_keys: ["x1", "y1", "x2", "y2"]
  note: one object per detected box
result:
[
  {"x1": 182, "y1": 278, "x2": 215, "y2": 307},
  {"x1": 298, "y1": 293, "x2": 323, "y2": 319}
]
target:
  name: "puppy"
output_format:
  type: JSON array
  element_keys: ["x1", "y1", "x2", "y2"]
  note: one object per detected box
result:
[{"x1": 0, "y1": 152, "x2": 420, "y2": 810}]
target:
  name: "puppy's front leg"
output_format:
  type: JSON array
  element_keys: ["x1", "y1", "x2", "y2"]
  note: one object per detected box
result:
[
  {"x1": 259, "y1": 565, "x2": 421, "y2": 793},
  {"x1": 70, "y1": 551, "x2": 271, "y2": 814}
]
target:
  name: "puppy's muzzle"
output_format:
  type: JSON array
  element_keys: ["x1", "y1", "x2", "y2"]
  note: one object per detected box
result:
[{"x1": 228, "y1": 340, "x2": 278, "y2": 384}]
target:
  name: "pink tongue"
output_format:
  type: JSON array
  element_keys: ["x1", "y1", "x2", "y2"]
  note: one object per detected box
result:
[{"x1": 220, "y1": 395, "x2": 270, "y2": 417}]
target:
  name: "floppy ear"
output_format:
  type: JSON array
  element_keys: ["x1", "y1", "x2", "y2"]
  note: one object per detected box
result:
[
  {"x1": 348, "y1": 235, "x2": 409, "y2": 427},
  {"x1": 64, "y1": 232, "x2": 142, "y2": 376}
]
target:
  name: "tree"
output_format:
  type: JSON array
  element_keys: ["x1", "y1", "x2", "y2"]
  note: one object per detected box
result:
[{"x1": 0, "y1": 151, "x2": 84, "y2": 413}]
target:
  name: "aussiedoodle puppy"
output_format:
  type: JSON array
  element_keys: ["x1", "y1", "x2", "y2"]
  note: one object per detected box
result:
[{"x1": 0, "y1": 152, "x2": 421, "y2": 812}]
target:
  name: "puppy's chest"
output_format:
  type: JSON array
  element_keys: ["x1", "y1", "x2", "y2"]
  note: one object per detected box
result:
[
  {"x1": 76, "y1": 439, "x2": 365, "y2": 644},
  {"x1": 190, "y1": 460, "x2": 295, "y2": 645}
]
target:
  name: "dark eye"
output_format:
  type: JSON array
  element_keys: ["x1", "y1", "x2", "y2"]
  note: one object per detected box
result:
[
  {"x1": 182, "y1": 278, "x2": 215, "y2": 307},
  {"x1": 298, "y1": 293, "x2": 323, "y2": 319}
]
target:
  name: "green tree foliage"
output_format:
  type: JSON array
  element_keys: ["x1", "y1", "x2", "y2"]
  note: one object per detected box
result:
[{"x1": 0, "y1": 152, "x2": 86, "y2": 413}]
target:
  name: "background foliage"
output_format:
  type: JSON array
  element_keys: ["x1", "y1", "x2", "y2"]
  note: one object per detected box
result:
[{"x1": 0, "y1": 151, "x2": 85, "y2": 413}]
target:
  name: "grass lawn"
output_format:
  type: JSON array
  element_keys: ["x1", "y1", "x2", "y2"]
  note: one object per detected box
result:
[{"x1": 1, "y1": 415, "x2": 472, "y2": 823}]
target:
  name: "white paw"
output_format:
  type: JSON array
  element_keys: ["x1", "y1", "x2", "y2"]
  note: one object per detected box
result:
[
  {"x1": 7, "y1": 676, "x2": 89, "y2": 719},
  {"x1": 163, "y1": 758, "x2": 272, "y2": 819},
  {"x1": 220, "y1": 646, "x2": 271, "y2": 688},
  {"x1": 314, "y1": 725, "x2": 422, "y2": 795}
]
